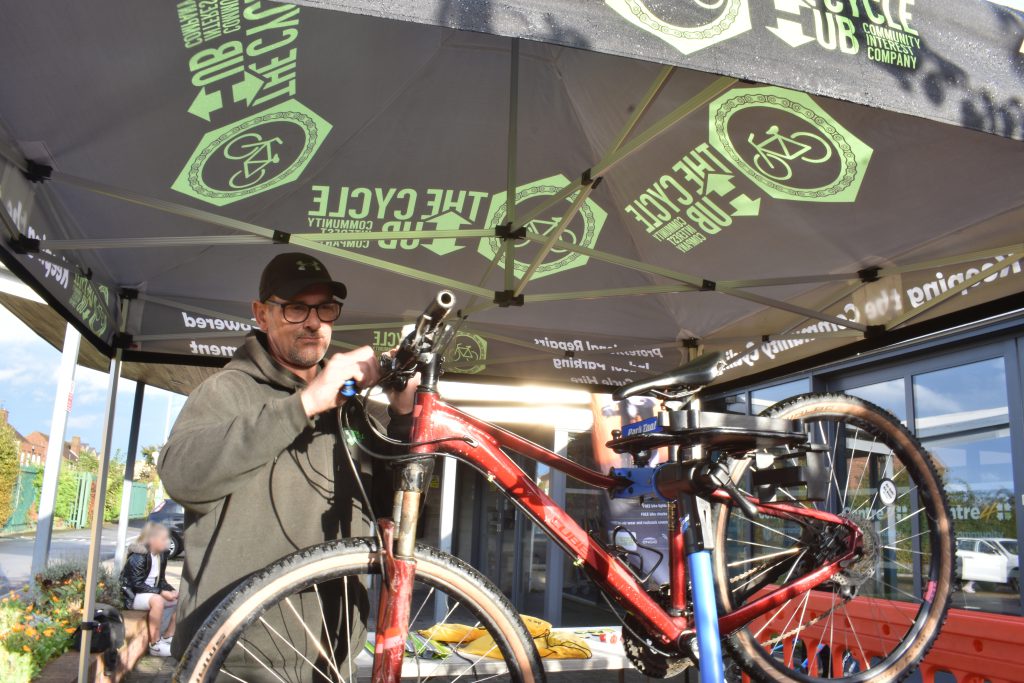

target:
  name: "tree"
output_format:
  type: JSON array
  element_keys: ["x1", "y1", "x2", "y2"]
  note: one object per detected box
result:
[
  {"x1": 141, "y1": 445, "x2": 159, "y2": 466},
  {"x1": 0, "y1": 421, "x2": 20, "y2": 527}
]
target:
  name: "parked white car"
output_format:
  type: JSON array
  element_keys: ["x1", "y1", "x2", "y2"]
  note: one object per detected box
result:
[
  {"x1": 956, "y1": 538, "x2": 1013, "y2": 587},
  {"x1": 981, "y1": 537, "x2": 1019, "y2": 591}
]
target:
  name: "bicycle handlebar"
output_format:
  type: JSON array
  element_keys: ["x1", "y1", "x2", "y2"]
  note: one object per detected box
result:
[{"x1": 384, "y1": 290, "x2": 456, "y2": 378}]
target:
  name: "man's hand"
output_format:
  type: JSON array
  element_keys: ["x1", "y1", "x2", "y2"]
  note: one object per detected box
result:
[
  {"x1": 387, "y1": 372, "x2": 420, "y2": 415},
  {"x1": 161, "y1": 589, "x2": 178, "y2": 602},
  {"x1": 300, "y1": 346, "x2": 380, "y2": 417}
]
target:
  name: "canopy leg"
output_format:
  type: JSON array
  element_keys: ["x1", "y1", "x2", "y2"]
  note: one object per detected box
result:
[
  {"x1": 76, "y1": 298, "x2": 129, "y2": 683},
  {"x1": 113, "y1": 381, "x2": 146, "y2": 571},
  {"x1": 31, "y1": 324, "x2": 81, "y2": 576}
]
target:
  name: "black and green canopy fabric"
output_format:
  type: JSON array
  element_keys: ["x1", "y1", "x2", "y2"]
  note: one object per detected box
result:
[{"x1": 0, "y1": 0, "x2": 1021, "y2": 392}]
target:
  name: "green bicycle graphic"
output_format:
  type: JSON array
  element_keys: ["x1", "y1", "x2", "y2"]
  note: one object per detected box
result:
[
  {"x1": 521, "y1": 217, "x2": 581, "y2": 255},
  {"x1": 746, "y1": 125, "x2": 833, "y2": 181},
  {"x1": 451, "y1": 342, "x2": 481, "y2": 362},
  {"x1": 222, "y1": 132, "x2": 284, "y2": 190}
]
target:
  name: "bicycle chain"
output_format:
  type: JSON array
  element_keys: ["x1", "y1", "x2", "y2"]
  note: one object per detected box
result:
[{"x1": 759, "y1": 595, "x2": 850, "y2": 651}]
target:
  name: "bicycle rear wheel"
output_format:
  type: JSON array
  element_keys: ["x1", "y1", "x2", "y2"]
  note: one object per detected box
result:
[
  {"x1": 712, "y1": 393, "x2": 953, "y2": 683},
  {"x1": 175, "y1": 538, "x2": 545, "y2": 683}
]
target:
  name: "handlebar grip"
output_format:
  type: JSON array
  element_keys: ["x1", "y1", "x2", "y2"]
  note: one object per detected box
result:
[
  {"x1": 340, "y1": 379, "x2": 358, "y2": 398},
  {"x1": 422, "y1": 290, "x2": 456, "y2": 324}
]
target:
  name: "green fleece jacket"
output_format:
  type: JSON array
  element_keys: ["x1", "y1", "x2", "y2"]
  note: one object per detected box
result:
[{"x1": 158, "y1": 331, "x2": 408, "y2": 658}]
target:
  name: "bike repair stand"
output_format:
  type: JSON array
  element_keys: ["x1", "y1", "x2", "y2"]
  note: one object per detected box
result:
[{"x1": 679, "y1": 489, "x2": 726, "y2": 683}]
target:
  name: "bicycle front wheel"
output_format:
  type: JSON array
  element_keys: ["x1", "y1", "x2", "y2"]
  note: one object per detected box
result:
[
  {"x1": 713, "y1": 393, "x2": 954, "y2": 683},
  {"x1": 175, "y1": 538, "x2": 545, "y2": 683}
]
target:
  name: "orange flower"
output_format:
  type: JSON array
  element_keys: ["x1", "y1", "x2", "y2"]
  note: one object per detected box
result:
[
  {"x1": 64, "y1": 627, "x2": 76, "y2": 634},
  {"x1": 97, "y1": 582, "x2": 104, "y2": 588},
  {"x1": 51, "y1": 596, "x2": 60, "y2": 603},
  {"x1": 25, "y1": 604, "x2": 33, "y2": 613},
  {"x1": 25, "y1": 627, "x2": 37, "y2": 637},
  {"x1": 22, "y1": 645, "x2": 30, "y2": 652},
  {"x1": 43, "y1": 628, "x2": 55, "y2": 637},
  {"x1": 11, "y1": 624, "x2": 24, "y2": 632}
]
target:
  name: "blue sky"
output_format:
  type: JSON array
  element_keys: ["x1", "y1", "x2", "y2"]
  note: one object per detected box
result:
[{"x1": 0, "y1": 306, "x2": 184, "y2": 460}]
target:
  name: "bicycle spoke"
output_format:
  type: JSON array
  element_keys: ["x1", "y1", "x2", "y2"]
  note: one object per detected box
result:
[
  {"x1": 313, "y1": 583, "x2": 345, "y2": 683},
  {"x1": 282, "y1": 596, "x2": 350, "y2": 682},
  {"x1": 220, "y1": 669, "x2": 249, "y2": 683},
  {"x1": 728, "y1": 537, "x2": 792, "y2": 552},
  {"x1": 840, "y1": 602, "x2": 869, "y2": 670},
  {"x1": 237, "y1": 641, "x2": 290, "y2": 683},
  {"x1": 256, "y1": 615, "x2": 337, "y2": 683}
]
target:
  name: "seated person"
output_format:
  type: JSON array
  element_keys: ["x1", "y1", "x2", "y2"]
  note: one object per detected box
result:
[{"x1": 119, "y1": 522, "x2": 178, "y2": 657}]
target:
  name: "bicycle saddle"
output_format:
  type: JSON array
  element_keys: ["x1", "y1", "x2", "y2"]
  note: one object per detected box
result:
[{"x1": 612, "y1": 351, "x2": 726, "y2": 401}]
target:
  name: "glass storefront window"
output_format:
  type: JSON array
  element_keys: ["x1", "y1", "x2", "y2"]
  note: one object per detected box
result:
[
  {"x1": 749, "y1": 378, "x2": 810, "y2": 415},
  {"x1": 703, "y1": 392, "x2": 748, "y2": 415},
  {"x1": 845, "y1": 378, "x2": 907, "y2": 423},
  {"x1": 912, "y1": 358, "x2": 1018, "y2": 615}
]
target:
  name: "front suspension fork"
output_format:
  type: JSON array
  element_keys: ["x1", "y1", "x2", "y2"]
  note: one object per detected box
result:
[{"x1": 371, "y1": 459, "x2": 434, "y2": 683}]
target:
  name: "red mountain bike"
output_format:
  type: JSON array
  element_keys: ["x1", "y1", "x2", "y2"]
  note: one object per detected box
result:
[{"x1": 177, "y1": 291, "x2": 954, "y2": 683}]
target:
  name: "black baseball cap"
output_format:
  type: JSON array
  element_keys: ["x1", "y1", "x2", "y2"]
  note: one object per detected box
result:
[{"x1": 259, "y1": 253, "x2": 347, "y2": 302}]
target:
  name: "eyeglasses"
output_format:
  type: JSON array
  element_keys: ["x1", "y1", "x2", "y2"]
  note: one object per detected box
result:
[{"x1": 265, "y1": 300, "x2": 343, "y2": 324}]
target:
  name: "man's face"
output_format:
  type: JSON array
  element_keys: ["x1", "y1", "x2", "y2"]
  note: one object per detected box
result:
[{"x1": 253, "y1": 283, "x2": 335, "y2": 369}]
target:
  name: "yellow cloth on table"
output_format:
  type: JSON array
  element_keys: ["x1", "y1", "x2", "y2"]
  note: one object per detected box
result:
[
  {"x1": 534, "y1": 631, "x2": 592, "y2": 659},
  {"x1": 420, "y1": 614, "x2": 588, "y2": 660},
  {"x1": 417, "y1": 623, "x2": 486, "y2": 644}
]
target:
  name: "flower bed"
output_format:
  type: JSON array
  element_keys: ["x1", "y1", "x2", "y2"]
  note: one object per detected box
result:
[{"x1": 0, "y1": 561, "x2": 119, "y2": 682}]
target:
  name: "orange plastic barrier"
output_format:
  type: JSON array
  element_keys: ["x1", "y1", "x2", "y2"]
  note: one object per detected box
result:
[{"x1": 738, "y1": 593, "x2": 1024, "y2": 682}]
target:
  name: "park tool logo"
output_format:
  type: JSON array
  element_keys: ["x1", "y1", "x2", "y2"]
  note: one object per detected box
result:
[
  {"x1": 173, "y1": 100, "x2": 331, "y2": 206},
  {"x1": 605, "y1": 0, "x2": 751, "y2": 55},
  {"x1": 446, "y1": 331, "x2": 488, "y2": 375},
  {"x1": 479, "y1": 175, "x2": 608, "y2": 281},
  {"x1": 707, "y1": 86, "x2": 872, "y2": 203}
]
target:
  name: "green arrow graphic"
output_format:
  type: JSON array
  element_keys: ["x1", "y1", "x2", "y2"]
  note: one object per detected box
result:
[
  {"x1": 705, "y1": 172, "x2": 735, "y2": 197},
  {"x1": 767, "y1": 18, "x2": 814, "y2": 47},
  {"x1": 423, "y1": 211, "x2": 471, "y2": 255},
  {"x1": 730, "y1": 194, "x2": 762, "y2": 217},
  {"x1": 232, "y1": 70, "x2": 263, "y2": 106},
  {"x1": 188, "y1": 87, "x2": 223, "y2": 121}
]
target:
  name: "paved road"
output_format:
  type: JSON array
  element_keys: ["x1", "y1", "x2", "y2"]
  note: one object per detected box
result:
[{"x1": 0, "y1": 523, "x2": 143, "y2": 590}]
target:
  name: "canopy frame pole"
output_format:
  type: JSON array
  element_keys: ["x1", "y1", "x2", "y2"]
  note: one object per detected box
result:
[
  {"x1": 717, "y1": 286, "x2": 864, "y2": 333},
  {"x1": 503, "y1": 38, "x2": 520, "y2": 292},
  {"x1": 290, "y1": 234, "x2": 492, "y2": 298},
  {"x1": 42, "y1": 230, "x2": 496, "y2": 251},
  {"x1": 884, "y1": 250, "x2": 1022, "y2": 329},
  {"x1": 114, "y1": 381, "x2": 146, "y2": 570},
  {"x1": 139, "y1": 294, "x2": 258, "y2": 328},
  {"x1": 524, "y1": 284, "x2": 696, "y2": 301},
  {"x1": 516, "y1": 232, "x2": 867, "y2": 332},
  {"x1": 506, "y1": 74, "x2": 727, "y2": 253},
  {"x1": 878, "y1": 243, "x2": 1024, "y2": 277},
  {"x1": 512, "y1": 67, "x2": 704, "y2": 297},
  {"x1": 31, "y1": 323, "x2": 82, "y2": 576},
  {"x1": 77, "y1": 296, "x2": 129, "y2": 683}
]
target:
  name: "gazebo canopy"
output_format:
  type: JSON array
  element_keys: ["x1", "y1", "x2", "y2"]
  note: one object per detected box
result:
[{"x1": 0, "y1": 0, "x2": 1021, "y2": 392}]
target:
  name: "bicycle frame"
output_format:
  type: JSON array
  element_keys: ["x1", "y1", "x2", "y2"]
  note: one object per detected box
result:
[{"x1": 371, "y1": 386, "x2": 862, "y2": 683}]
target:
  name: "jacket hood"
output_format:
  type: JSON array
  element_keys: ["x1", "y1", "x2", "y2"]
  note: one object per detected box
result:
[{"x1": 227, "y1": 332, "x2": 312, "y2": 392}]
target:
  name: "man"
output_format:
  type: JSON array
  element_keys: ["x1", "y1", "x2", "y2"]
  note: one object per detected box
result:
[{"x1": 158, "y1": 252, "x2": 417, "y2": 662}]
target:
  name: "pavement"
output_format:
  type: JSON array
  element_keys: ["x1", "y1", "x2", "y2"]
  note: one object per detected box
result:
[{"x1": 0, "y1": 522, "x2": 144, "y2": 590}]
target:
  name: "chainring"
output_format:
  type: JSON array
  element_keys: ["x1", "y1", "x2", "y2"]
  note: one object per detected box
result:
[{"x1": 621, "y1": 588, "x2": 694, "y2": 678}]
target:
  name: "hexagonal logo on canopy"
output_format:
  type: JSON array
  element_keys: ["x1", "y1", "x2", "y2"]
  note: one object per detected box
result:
[
  {"x1": 173, "y1": 99, "x2": 332, "y2": 206},
  {"x1": 605, "y1": 0, "x2": 751, "y2": 55},
  {"x1": 707, "y1": 86, "x2": 873, "y2": 203},
  {"x1": 479, "y1": 175, "x2": 607, "y2": 281}
]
